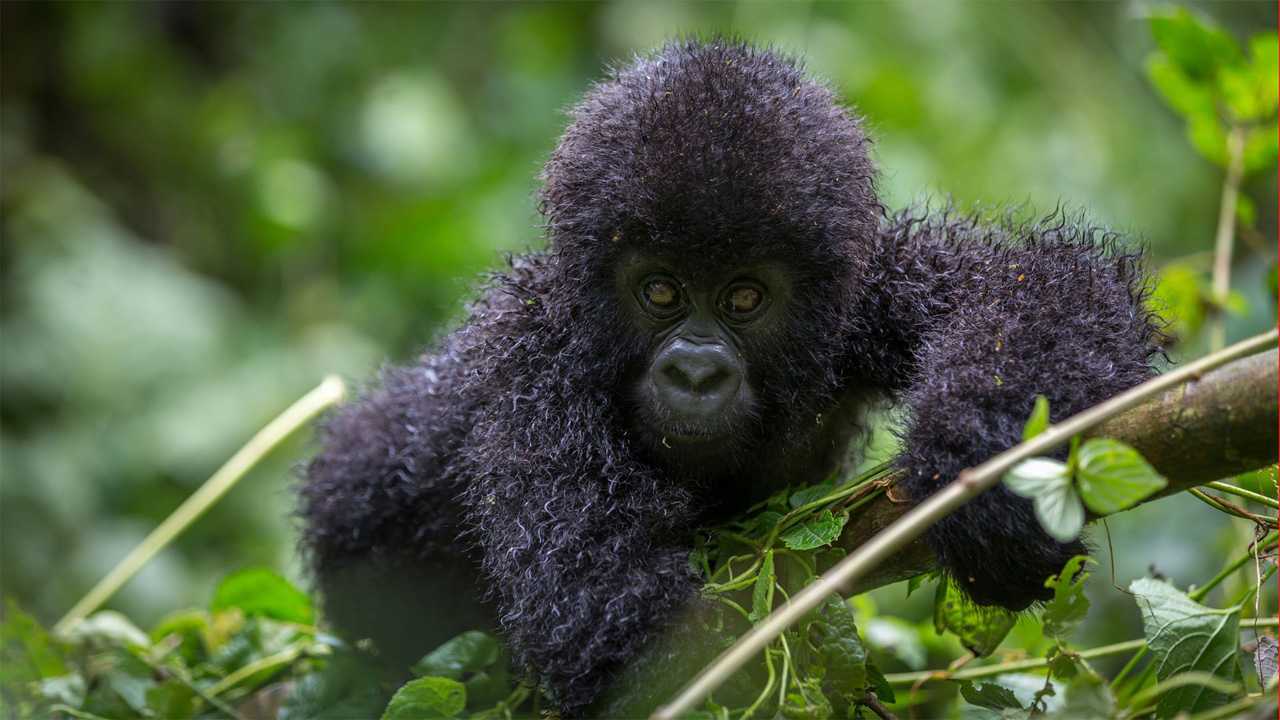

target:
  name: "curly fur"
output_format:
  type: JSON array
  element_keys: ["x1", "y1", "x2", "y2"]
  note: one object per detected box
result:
[{"x1": 298, "y1": 38, "x2": 1164, "y2": 716}]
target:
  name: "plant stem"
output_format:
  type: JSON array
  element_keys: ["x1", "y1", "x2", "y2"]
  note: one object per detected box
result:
[
  {"x1": 1191, "y1": 531, "x2": 1278, "y2": 602},
  {"x1": 651, "y1": 329, "x2": 1279, "y2": 720},
  {"x1": 53, "y1": 376, "x2": 346, "y2": 636},
  {"x1": 1209, "y1": 124, "x2": 1246, "y2": 352},
  {"x1": 1206, "y1": 481, "x2": 1280, "y2": 510}
]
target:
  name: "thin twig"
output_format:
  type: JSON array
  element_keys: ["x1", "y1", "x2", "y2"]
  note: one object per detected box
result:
[
  {"x1": 651, "y1": 329, "x2": 1279, "y2": 720},
  {"x1": 1209, "y1": 124, "x2": 1246, "y2": 352},
  {"x1": 54, "y1": 376, "x2": 346, "y2": 636},
  {"x1": 861, "y1": 692, "x2": 899, "y2": 720}
]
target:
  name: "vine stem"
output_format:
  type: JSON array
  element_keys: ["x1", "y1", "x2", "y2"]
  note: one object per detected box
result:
[
  {"x1": 53, "y1": 376, "x2": 346, "y2": 636},
  {"x1": 651, "y1": 328, "x2": 1279, "y2": 720},
  {"x1": 1209, "y1": 124, "x2": 1246, "y2": 352}
]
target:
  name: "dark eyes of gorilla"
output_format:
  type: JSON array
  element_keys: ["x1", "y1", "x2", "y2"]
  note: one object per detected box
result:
[
  {"x1": 642, "y1": 279, "x2": 681, "y2": 310},
  {"x1": 723, "y1": 285, "x2": 763, "y2": 315}
]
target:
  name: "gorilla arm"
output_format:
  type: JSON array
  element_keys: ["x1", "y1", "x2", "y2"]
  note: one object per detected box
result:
[
  {"x1": 861, "y1": 209, "x2": 1163, "y2": 611},
  {"x1": 458, "y1": 372, "x2": 715, "y2": 717}
]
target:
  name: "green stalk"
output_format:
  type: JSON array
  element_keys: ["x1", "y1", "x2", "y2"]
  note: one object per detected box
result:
[{"x1": 54, "y1": 376, "x2": 346, "y2": 636}]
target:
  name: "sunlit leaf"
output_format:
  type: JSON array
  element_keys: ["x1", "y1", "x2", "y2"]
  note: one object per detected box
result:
[
  {"x1": 1036, "y1": 477, "x2": 1085, "y2": 543},
  {"x1": 212, "y1": 568, "x2": 314, "y2": 625},
  {"x1": 1023, "y1": 395, "x2": 1051, "y2": 442},
  {"x1": 1076, "y1": 439, "x2": 1167, "y2": 515},
  {"x1": 1042, "y1": 556, "x2": 1092, "y2": 638},
  {"x1": 1003, "y1": 458, "x2": 1069, "y2": 499}
]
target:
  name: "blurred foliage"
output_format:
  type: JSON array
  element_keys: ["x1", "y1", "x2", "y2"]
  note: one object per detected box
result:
[{"x1": 1, "y1": 2, "x2": 1278, "y2": 718}]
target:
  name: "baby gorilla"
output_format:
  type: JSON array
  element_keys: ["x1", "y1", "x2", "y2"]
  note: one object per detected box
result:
[{"x1": 299, "y1": 39, "x2": 1161, "y2": 716}]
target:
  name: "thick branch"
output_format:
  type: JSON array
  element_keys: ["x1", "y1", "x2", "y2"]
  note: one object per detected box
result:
[{"x1": 838, "y1": 348, "x2": 1279, "y2": 595}]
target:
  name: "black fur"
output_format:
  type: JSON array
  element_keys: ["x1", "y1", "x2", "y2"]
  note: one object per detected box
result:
[{"x1": 298, "y1": 38, "x2": 1163, "y2": 715}]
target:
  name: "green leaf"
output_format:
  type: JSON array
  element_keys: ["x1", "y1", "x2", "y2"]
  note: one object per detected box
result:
[
  {"x1": 1076, "y1": 439, "x2": 1167, "y2": 515},
  {"x1": 1055, "y1": 674, "x2": 1113, "y2": 719},
  {"x1": 381, "y1": 677, "x2": 466, "y2": 720},
  {"x1": 1250, "y1": 33, "x2": 1279, "y2": 110},
  {"x1": 959, "y1": 679, "x2": 1023, "y2": 711},
  {"x1": 212, "y1": 567, "x2": 315, "y2": 625},
  {"x1": 934, "y1": 580, "x2": 1016, "y2": 657},
  {"x1": 1152, "y1": 263, "x2": 1207, "y2": 341},
  {"x1": 411, "y1": 631, "x2": 499, "y2": 680},
  {"x1": 749, "y1": 551, "x2": 775, "y2": 624},
  {"x1": 1004, "y1": 458, "x2": 1069, "y2": 499},
  {"x1": 1023, "y1": 395, "x2": 1051, "y2": 441},
  {"x1": 1266, "y1": 260, "x2": 1279, "y2": 301},
  {"x1": 1034, "y1": 477, "x2": 1085, "y2": 543},
  {"x1": 815, "y1": 596, "x2": 867, "y2": 697},
  {"x1": 866, "y1": 658, "x2": 896, "y2": 705},
  {"x1": 789, "y1": 482, "x2": 836, "y2": 509},
  {"x1": 39, "y1": 673, "x2": 87, "y2": 708},
  {"x1": 1150, "y1": 9, "x2": 1244, "y2": 82},
  {"x1": 1130, "y1": 577, "x2": 1242, "y2": 715},
  {"x1": 1041, "y1": 556, "x2": 1092, "y2": 638},
  {"x1": 780, "y1": 510, "x2": 846, "y2": 550},
  {"x1": 278, "y1": 652, "x2": 387, "y2": 720}
]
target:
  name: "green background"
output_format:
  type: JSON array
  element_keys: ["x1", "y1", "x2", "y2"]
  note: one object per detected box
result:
[{"x1": 1, "y1": 0, "x2": 1275, "y2": 675}]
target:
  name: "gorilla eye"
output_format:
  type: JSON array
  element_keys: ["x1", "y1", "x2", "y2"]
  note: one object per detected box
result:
[
  {"x1": 641, "y1": 278, "x2": 682, "y2": 312},
  {"x1": 721, "y1": 284, "x2": 764, "y2": 317}
]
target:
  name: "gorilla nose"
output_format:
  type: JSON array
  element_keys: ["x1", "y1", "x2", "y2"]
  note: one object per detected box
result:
[{"x1": 653, "y1": 341, "x2": 742, "y2": 415}]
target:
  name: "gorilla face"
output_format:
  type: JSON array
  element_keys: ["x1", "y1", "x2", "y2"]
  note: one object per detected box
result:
[{"x1": 616, "y1": 252, "x2": 794, "y2": 468}]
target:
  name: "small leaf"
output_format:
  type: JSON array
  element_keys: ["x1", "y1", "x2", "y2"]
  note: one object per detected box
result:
[
  {"x1": 381, "y1": 677, "x2": 466, "y2": 720},
  {"x1": 412, "y1": 631, "x2": 499, "y2": 680},
  {"x1": 1130, "y1": 577, "x2": 1242, "y2": 715},
  {"x1": 959, "y1": 679, "x2": 1023, "y2": 711},
  {"x1": 866, "y1": 658, "x2": 896, "y2": 704},
  {"x1": 1003, "y1": 458, "x2": 1069, "y2": 498},
  {"x1": 1033, "y1": 476, "x2": 1085, "y2": 543},
  {"x1": 1042, "y1": 556, "x2": 1092, "y2": 638},
  {"x1": 1023, "y1": 395, "x2": 1051, "y2": 441},
  {"x1": 1253, "y1": 636, "x2": 1278, "y2": 685},
  {"x1": 1076, "y1": 439, "x2": 1168, "y2": 515},
  {"x1": 212, "y1": 568, "x2": 314, "y2": 625},
  {"x1": 780, "y1": 510, "x2": 846, "y2": 550},
  {"x1": 789, "y1": 482, "x2": 836, "y2": 509},
  {"x1": 934, "y1": 580, "x2": 1016, "y2": 657}
]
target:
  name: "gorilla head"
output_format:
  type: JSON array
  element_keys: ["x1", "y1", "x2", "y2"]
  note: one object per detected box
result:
[{"x1": 540, "y1": 39, "x2": 879, "y2": 476}]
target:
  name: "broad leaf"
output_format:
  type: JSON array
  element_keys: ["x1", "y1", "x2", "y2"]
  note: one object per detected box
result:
[
  {"x1": 1003, "y1": 458, "x2": 1069, "y2": 498},
  {"x1": 381, "y1": 677, "x2": 466, "y2": 720},
  {"x1": 212, "y1": 568, "x2": 314, "y2": 625},
  {"x1": 1033, "y1": 476, "x2": 1085, "y2": 543},
  {"x1": 815, "y1": 596, "x2": 867, "y2": 696},
  {"x1": 412, "y1": 631, "x2": 499, "y2": 680},
  {"x1": 780, "y1": 510, "x2": 846, "y2": 550},
  {"x1": 1076, "y1": 439, "x2": 1167, "y2": 515},
  {"x1": 1130, "y1": 577, "x2": 1242, "y2": 715}
]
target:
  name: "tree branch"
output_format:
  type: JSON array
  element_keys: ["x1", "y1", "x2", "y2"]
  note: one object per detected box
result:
[
  {"x1": 652, "y1": 331, "x2": 1278, "y2": 720},
  {"x1": 836, "y1": 346, "x2": 1280, "y2": 595}
]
